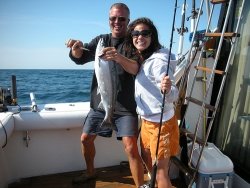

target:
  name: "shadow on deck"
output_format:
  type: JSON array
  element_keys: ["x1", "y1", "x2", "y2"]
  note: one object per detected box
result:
[{"x1": 8, "y1": 163, "x2": 186, "y2": 188}]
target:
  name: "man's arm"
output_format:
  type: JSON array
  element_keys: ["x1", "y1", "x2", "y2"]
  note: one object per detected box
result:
[
  {"x1": 66, "y1": 39, "x2": 84, "y2": 58},
  {"x1": 67, "y1": 39, "x2": 95, "y2": 64}
]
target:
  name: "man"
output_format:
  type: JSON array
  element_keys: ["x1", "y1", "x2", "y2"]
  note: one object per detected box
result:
[{"x1": 66, "y1": 3, "x2": 145, "y2": 187}]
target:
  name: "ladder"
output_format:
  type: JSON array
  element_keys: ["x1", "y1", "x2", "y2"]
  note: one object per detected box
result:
[{"x1": 171, "y1": 0, "x2": 245, "y2": 187}]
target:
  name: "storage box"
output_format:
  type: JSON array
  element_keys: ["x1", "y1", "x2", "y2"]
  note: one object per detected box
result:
[{"x1": 190, "y1": 142, "x2": 234, "y2": 188}]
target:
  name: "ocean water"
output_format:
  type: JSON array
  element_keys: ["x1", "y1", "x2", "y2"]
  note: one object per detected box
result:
[{"x1": 0, "y1": 69, "x2": 93, "y2": 105}]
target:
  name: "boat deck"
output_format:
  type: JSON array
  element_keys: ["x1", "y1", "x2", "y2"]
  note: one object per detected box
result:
[{"x1": 8, "y1": 163, "x2": 185, "y2": 188}]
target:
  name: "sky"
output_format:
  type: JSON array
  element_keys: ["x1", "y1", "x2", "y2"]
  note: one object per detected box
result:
[{"x1": 0, "y1": 0, "x2": 220, "y2": 70}]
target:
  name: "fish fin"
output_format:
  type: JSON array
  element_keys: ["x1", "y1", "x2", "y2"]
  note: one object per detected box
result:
[
  {"x1": 98, "y1": 52, "x2": 105, "y2": 57},
  {"x1": 96, "y1": 87, "x2": 100, "y2": 95},
  {"x1": 98, "y1": 102, "x2": 104, "y2": 110}
]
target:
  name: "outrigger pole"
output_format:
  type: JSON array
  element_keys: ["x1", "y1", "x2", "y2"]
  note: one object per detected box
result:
[
  {"x1": 149, "y1": 0, "x2": 178, "y2": 187},
  {"x1": 177, "y1": 0, "x2": 188, "y2": 58},
  {"x1": 190, "y1": 0, "x2": 197, "y2": 32}
]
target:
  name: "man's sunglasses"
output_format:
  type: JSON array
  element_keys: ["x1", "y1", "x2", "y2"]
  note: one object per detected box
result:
[
  {"x1": 109, "y1": 16, "x2": 127, "y2": 22},
  {"x1": 131, "y1": 30, "x2": 152, "y2": 38}
]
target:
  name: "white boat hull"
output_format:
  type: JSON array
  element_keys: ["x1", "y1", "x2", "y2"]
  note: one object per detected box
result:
[
  {"x1": 0, "y1": 112, "x2": 15, "y2": 147},
  {"x1": 0, "y1": 102, "x2": 128, "y2": 188},
  {"x1": 13, "y1": 102, "x2": 90, "y2": 130}
]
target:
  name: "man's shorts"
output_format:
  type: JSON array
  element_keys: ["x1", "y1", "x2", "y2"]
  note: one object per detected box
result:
[
  {"x1": 83, "y1": 108, "x2": 139, "y2": 140},
  {"x1": 140, "y1": 115, "x2": 180, "y2": 160}
]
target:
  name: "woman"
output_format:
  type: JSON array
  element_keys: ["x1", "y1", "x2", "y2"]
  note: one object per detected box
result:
[{"x1": 125, "y1": 17, "x2": 180, "y2": 188}]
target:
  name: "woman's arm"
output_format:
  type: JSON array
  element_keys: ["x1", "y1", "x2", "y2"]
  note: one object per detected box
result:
[{"x1": 102, "y1": 47, "x2": 139, "y2": 75}]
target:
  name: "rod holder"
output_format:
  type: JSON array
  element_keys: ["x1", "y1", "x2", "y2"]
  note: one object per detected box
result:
[{"x1": 30, "y1": 92, "x2": 38, "y2": 112}]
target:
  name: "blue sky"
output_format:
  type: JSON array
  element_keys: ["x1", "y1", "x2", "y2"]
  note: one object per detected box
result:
[{"x1": 0, "y1": 0, "x2": 220, "y2": 70}]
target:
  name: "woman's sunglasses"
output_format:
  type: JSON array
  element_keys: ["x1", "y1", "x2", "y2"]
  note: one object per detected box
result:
[
  {"x1": 131, "y1": 30, "x2": 152, "y2": 38},
  {"x1": 109, "y1": 16, "x2": 127, "y2": 22}
]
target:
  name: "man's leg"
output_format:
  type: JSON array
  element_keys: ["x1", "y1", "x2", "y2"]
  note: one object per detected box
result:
[
  {"x1": 80, "y1": 109, "x2": 112, "y2": 176},
  {"x1": 81, "y1": 133, "x2": 97, "y2": 176},
  {"x1": 73, "y1": 109, "x2": 112, "y2": 184},
  {"x1": 122, "y1": 136, "x2": 144, "y2": 187},
  {"x1": 72, "y1": 133, "x2": 97, "y2": 184}
]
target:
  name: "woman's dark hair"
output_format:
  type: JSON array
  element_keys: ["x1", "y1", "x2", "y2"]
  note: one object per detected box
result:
[{"x1": 124, "y1": 17, "x2": 162, "y2": 63}]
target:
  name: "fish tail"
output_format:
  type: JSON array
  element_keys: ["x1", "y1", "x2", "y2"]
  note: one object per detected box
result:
[{"x1": 100, "y1": 120, "x2": 114, "y2": 130}]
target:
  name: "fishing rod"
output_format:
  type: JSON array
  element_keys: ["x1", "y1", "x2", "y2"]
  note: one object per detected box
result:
[{"x1": 149, "y1": 0, "x2": 178, "y2": 187}]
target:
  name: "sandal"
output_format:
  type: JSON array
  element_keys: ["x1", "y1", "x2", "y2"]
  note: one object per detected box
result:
[{"x1": 72, "y1": 173, "x2": 97, "y2": 184}]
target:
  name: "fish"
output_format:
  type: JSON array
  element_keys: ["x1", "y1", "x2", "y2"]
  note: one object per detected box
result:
[{"x1": 94, "y1": 38, "x2": 117, "y2": 130}]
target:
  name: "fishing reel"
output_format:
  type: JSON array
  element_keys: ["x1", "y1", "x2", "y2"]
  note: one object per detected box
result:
[
  {"x1": 186, "y1": 8, "x2": 203, "y2": 21},
  {"x1": 177, "y1": 27, "x2": 188, "y2": 35}
]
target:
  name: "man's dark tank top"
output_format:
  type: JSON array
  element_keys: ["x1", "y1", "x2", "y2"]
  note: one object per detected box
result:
[{"x1": 70, "y1": 34, "x2": 137, "y2": 116}]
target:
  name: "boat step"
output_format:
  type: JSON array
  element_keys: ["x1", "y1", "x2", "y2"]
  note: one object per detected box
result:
[
  {"x1": 210, "y1": 0, "x2": 228, "y2": 4},
  {"x1": 194, "y1": 66, "x2": 225, "y2": 75},
  {"x1": 185, "y1": 97, "x2": 215, "y2": 111},
  {"x1": 180, "y1": 128, "x2": 207, "y2": 146},
  {"x1": 205, "y1": 32, "x2": 240, "y2": 38}
]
